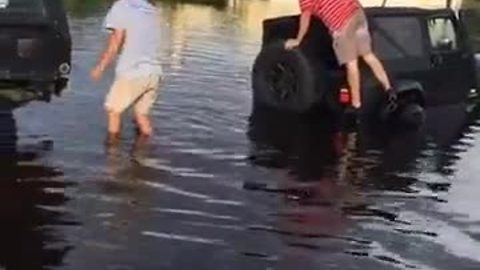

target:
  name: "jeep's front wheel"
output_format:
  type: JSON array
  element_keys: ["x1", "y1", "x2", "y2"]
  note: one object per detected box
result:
[{"x1": 252, "y1": 41, "x2": 317, "y2": 113}]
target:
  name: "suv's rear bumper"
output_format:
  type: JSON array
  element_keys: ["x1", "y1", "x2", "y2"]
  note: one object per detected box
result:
[
  {"x1": 0, "y1": 66, "x2": 69, "y2": 85},
  {"x1": 0, "y1": 70, "x2": 70, "y2": 104}
]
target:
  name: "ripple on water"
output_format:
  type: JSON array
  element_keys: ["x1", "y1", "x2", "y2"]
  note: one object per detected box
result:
[{"x1": 7, "y1": 2, "x2": 480, "y2": 270}]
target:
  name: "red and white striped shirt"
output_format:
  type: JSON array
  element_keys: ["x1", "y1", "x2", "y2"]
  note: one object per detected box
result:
[{"x1": 299, "y1": 0, "x2": 361, "y2": 32}]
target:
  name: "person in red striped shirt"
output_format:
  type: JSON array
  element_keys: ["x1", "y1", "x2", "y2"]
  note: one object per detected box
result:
[{"x1": 285, "y1": 0, "x2": 394, "y2": 110}]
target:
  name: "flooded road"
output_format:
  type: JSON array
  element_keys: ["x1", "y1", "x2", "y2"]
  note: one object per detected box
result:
[{"x1": 1, "y1": 0, "x2": 480, "y2": 269}]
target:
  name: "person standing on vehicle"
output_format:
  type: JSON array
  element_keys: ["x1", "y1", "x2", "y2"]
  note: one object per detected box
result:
[
  {"x1": 285, "y1": 0, "x2": 394, "y2": 110},
  {"x1": 91, "y1": 0, "x2": 163, "y2": 139}
]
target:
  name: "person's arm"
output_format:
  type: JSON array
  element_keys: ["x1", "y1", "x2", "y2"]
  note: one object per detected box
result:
[
  {"x1": 285, "y1": 10, "x2": 312, "y2": 50},
  {"x1": 296, "y1": 11, "x2": 312, "y2": 43},
  {"x1": 91, "y1": 28, "x2": 125, "y2": 81}
]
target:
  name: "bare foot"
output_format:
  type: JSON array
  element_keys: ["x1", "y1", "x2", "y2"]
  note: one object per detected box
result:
[{"x1": 134, "y1": 114, "x2": 153, "y2": 137}]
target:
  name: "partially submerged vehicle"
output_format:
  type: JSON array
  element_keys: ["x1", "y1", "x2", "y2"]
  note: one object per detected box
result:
[
  {"x1": 0, "y1": 0, "x2": 71, "y2": 105},
  {"x1": 251, "y1": 6, "x2": 478, "y2": 125}
]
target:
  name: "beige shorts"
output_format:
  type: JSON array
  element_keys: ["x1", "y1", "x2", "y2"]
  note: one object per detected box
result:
[
  {"x1": 332, "y1": 10, "x2": 373, "y2": 65},
  {"x1": 105, "y1": 74, "x2": 161, "y2": 115}
]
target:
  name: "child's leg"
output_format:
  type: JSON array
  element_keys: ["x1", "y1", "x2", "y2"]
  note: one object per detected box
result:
[
  {"x1": 133, "y1": 75, "x2": 160, "y2": 136},
  {"x1": 362, "y1": 53, "x2": 391, "y2": 91},
  {"x1": 104, "y1": 77, "x2": 138, "y2": 137},
  {"x1": 354, "y1": 11, "x2": 392, "y2": 91},
  {"x1": 345, "y1": 59, "x2": 361, "y2": 108},
  {"x1": 107, "y1": 110, "x2": 122, "y2": 135},
  {"x1": 332, "y1": 13, "x2": 363, "y2": 108},
  {"x1": 134, "y1": 113, "x2": 153, "y2": 136}
]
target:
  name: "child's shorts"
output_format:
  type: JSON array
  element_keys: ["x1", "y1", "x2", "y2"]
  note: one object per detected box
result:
[
  {"x1": 105, "y1": 74, "x2": 161, "y2": 115},
  {"x1": 332, "y1": 10, "x2": 373, "y2": 65}
]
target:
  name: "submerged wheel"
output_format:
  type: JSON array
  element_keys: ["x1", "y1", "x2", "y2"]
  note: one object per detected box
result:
[
  {"x1": 252, "y1": 41, "x2": 317, "y2": 113},
  {"x1": 381, "y1": 102, "x2": 425, "y2": 129},
  {"x1": 398, "y1": 103, "x2": 425, "y2": 128}
]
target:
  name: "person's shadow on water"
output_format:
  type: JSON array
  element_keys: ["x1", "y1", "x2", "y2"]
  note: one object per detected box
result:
[{"x1": 0, "y1": 108, "x2": 74, "y2": 270}]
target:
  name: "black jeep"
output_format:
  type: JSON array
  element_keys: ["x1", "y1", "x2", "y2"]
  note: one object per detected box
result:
[
  {"x1": 0, "y1": 0, "x2": 71, "y2": 104},
  {"x1": 252, "y1": 7, "x2": 478, "y2": 124}
]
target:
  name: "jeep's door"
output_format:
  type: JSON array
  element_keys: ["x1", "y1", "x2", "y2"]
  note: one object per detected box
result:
[{"x1": 426, "y1": 11, "x2": 476, "y2": 105}]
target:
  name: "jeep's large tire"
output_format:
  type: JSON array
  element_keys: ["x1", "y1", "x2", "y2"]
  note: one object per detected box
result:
[
  {"x1": 252, "y1": 41, "x2": 317, "y2": 113},
  {"x1": 398, "y1": 103, "x2": 425, "y2": 128}
]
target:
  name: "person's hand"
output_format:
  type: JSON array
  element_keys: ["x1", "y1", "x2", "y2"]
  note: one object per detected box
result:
[
  {"x1": 90, "y1": 65, "x2": 104, "y2": 81},
  {"x1": 285, "y1": 39, "x2": 301, "y2": 50}
]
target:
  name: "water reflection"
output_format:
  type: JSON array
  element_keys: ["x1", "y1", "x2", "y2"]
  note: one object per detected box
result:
[
  {"x1": 6, "y1": 0, "x2": 480, "y2": 268},
  {"x1": 246, "y1": 104, "x2": 476, "y2": 195},
  {"x1": 246, "y1": 102, "x2": 480, "y2": 268},
  {"x1": 0, "y1": 109, "x2": 74, "y2": 270},
  {"x1": 247, "y1": 107, "x2": 426, "y2": 182},
  {"x1": 104, "y1": 134, "x2": 161, "y2": 189}
]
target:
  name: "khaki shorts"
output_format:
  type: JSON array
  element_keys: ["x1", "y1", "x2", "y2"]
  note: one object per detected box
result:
[
  {"x1": 105, "y1": 75, "x2": 161, "y2": 115},
  {"x1": 332, "y1": 10, "x2": 372, "y2": 65}
]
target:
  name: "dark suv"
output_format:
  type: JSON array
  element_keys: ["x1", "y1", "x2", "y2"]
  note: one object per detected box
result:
[
  {"x1": 0, "y1": 0, "x2": 71, "y2": 103},
  {"x1": 252, "y1": 7, "x2": 478, "y2": 122}
]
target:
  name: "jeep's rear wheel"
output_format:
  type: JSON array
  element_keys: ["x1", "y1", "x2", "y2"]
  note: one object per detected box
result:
[
  {"x1": 252, "y1": 41, "x2": 317, "y2": 113},
  {"x1": 398, "y1": 103, "x2": 425, "y2": 128}
]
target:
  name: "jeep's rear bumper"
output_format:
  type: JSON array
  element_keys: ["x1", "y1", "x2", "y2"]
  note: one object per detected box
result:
[
  {"x1": 0, "y1": 71, "x2": 67, "y2": 81},
  {"x1": 0, "y1": 71, "x2": 70, "y2": 105}
]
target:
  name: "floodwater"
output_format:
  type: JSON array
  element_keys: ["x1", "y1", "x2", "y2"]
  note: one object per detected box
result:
[{"x1": 1, "y1": 0, "x2": 480, "y2": 269}]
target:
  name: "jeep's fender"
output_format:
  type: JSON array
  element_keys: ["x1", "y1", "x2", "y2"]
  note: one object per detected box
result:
[{"x1": 394, "y1": 80, "x2": 425, "y2": 107}]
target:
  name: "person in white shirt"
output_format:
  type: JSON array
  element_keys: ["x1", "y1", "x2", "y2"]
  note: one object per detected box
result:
[{"x1": 91, "y1": 0, "x2": 163, "y2": 139}]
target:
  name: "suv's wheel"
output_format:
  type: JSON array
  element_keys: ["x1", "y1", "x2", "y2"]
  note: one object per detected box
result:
[
  {"x1": 381, "y1": 102, "x2": 425, "y2": 128},
  {"x1": 398, "y1": 103, "x2": 425, "y2": 128},
  {"x1": 252, "y1": 41, "x2": 317, "y2": 113}
]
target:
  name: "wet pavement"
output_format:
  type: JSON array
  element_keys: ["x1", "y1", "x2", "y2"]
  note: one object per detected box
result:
[{"x1": 1, "y1": 0, "x2": 480, "y2": 269}]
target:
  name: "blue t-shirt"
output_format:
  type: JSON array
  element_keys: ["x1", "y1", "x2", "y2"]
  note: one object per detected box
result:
[{"x1": 104, "y1": 0, "x2": 163, "y2": 78}]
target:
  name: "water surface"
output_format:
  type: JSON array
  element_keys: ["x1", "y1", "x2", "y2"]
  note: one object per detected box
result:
[{"x1": 1, "y1": 0, "x2": 480, "y2": 269}]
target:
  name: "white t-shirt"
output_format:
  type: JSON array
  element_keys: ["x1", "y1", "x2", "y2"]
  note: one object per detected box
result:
[{"x1": 104, "y1": 0, "x2": 163, "y2": 78}]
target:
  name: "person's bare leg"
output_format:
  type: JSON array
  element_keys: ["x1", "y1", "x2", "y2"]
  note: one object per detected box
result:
[
  {"x1": 362, "y1": 53, "x2": 392, "y2": 91},
  {"x1": 134, "y1": 113, "x2": 153, "y2": 136},
  {"x1": 346, "y1": 59, "x2": 361, "y2": 108},
  {"x1": 107, "y1": 110, "x2": 122, "y2": 136}
]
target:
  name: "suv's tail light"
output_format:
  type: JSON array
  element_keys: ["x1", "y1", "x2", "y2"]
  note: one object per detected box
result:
[
  {"x1": 17, "y1": 38, "x2": 41, "y2": 59},
  {"x1": 339, "y1": 88, "x2": 351, "y2": 105}
]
